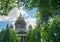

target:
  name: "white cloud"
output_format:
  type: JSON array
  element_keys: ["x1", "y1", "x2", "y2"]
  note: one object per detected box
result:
[
  {"x1": 0, "y1": 7, "x2": 31, "y2": 21},
  {"x1": 0, "y1": 16, "x2": 9, "y2": 21},
  {"x1": 8, "y1": 7, "x2": 30, "y2": 21},
  {"x1": 25, "y1": 18, "x2": 36, "y2": 28},
  {"x1": 8, "y1": 7, "x2": 19, "y2": 21}
]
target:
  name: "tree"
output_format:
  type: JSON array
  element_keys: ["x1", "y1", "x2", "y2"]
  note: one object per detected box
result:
[
  {"x1": 2, "y1": 25, "x2": 20, "y2": 42},
  {"x1": 26, "y1": 28, "x2": 41, "y2": 42},
  {"x1": 41, "y1": 17, "x2": 60, "y2": 42},
  {"x1": 2, "y1": 24, "x2": 11, "y2": 42},
  {"x1": 9, "y1": 29, "x2": 20, "y2": 42},
  {"x1": 0, "y1": 0, "x2": 17, "y2": 15},
  {"x1": 0, "y1": 29, "x2": 5, "y2": 42},
  {"x1": 49, "y1": 17, "x2": 60, "y2": 42}
]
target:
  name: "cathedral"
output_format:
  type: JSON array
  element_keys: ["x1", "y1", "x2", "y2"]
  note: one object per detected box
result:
[{"x1": 10, "y1": 13, "x2": 32, "y2": 42}]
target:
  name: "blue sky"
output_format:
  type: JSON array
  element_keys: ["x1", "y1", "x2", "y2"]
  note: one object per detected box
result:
[
  {"x1": 0, "y1": 21, "x2": 9, "y2": 30},
  {"x1": 28, "y1": 8, "x2": 37, "y2": 18},
  {"x1": 0, "y1": 8, "x2": 37, "y2": 30}
]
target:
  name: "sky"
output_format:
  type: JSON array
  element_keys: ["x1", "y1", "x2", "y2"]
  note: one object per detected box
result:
[{"x1": 0, "y1": 7, "x2": 37, "y2": 30}]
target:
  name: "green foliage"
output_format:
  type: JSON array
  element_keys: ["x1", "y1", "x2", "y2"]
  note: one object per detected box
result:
[
  {"x1": 26, "y1": 17, "x2": 60, "y2": 42},
  {"x1": 2, "y1": 28, "x2": 19, "y2": 42},
  {"x1": 50, "y1": 17, "x2": 60, "y2": 42},
  {"x1": 2, "y1": 25, "x2": 11, "y2": 42},
  {"x1": 41, "y1": 17, "x2": 60, "y2": 42},
  {"x1": 0, "y1": 29, "x2": 5, "y2": 42},
  {"x1": 0, "y1": 0, "x2": 60, "y2": 42},
  {"x1": 10, "y1": 29, "x2": 20, "y2": 42},
  {"x1": 26, "y1": 28, "x2": 41, "y2": 42},
  {"x1": 0, "y1": 0, "x2": 17, "y2": 15},
  {"x1": 0, "y1": 25, "x2": 20, "y2": 42}
]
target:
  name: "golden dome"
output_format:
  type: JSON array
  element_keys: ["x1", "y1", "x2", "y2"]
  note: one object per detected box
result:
[
  {"x1": 16, "y1": 16, "x2": 24, "y2": 21},
  {"x1": 16, "y1": 13, "x2": 24, "y2": 21}
]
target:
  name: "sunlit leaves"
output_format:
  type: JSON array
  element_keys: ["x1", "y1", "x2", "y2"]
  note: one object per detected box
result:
[
  {"x1": 42, "y1": 17, "x2": 60, "y2": 42},
  {"x1": 0, "y1": 0, "x2": 17, "y2": 15},
  {"x1": 26, "y1": 29, "x2": 41, "y2": 42}
]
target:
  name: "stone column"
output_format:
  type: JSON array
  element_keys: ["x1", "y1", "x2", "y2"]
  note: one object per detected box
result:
[{"x1": 21, "y1": 36, "x2": 26, "y2": 42}]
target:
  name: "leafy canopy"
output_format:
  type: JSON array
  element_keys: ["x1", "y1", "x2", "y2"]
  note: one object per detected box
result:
[{"x1": 0, "y1": 0, "x2": 17, "y2": 15}]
